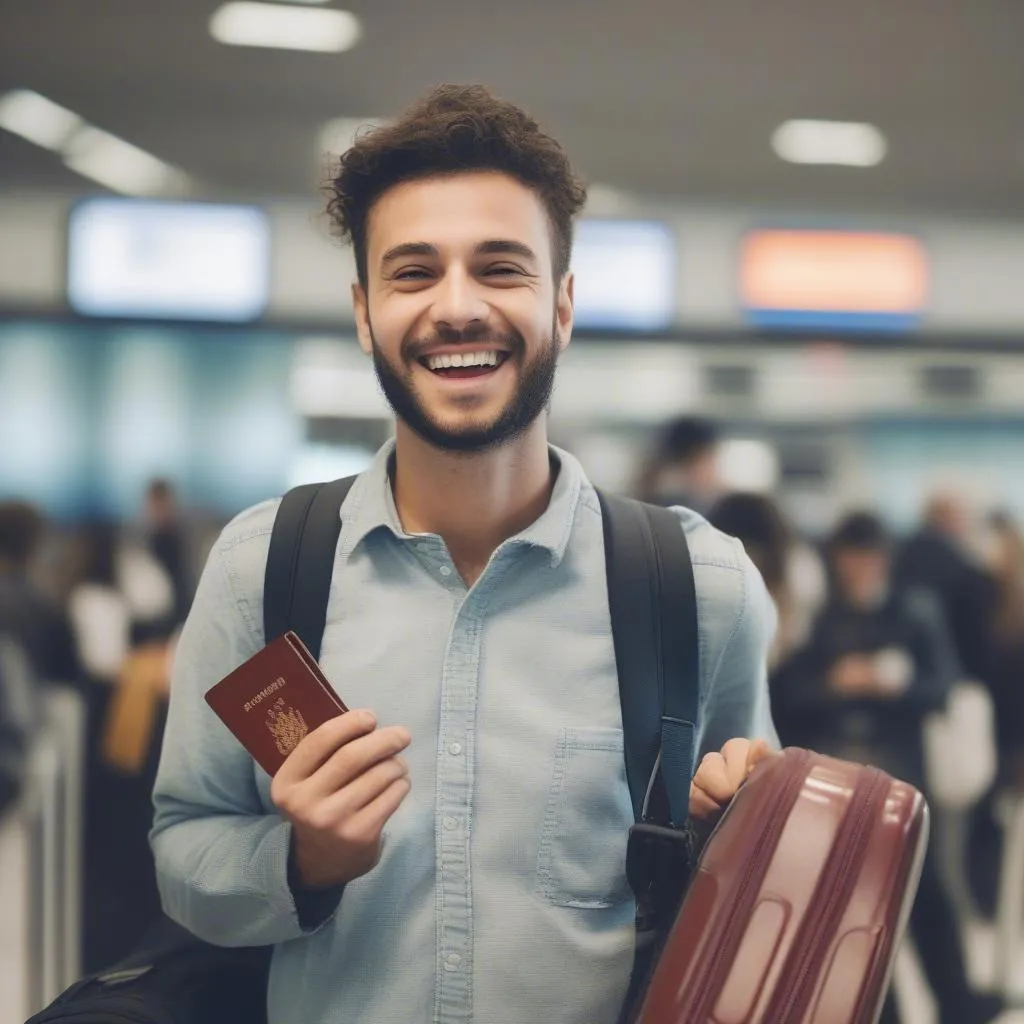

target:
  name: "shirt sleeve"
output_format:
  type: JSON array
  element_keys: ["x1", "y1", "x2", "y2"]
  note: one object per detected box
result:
[
  {"x1": 694, "y1": 546, "x2": 781, "y2": 762},
  {"x1": 149, "y1": 521, "x2": 338, "y2": 947}
]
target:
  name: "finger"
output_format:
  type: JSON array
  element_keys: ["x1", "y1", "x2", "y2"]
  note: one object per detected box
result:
[
  {"x1": 745, "y1": 739, "x2": 772, "y2": 775},
  {"x1": 347, "y1": 775, "x2": 412, "y2": 838},
  {"x1": 276, "y1": 709, "x2": 378, "y2": 783},
  {"x1": 691, "y1": 752, "x2": 734, "y2": 804},
  {"x1": 720, "y1": 738, "x2": 752, "y2": 793},
  {"x1": 689, "y1": 785, "x2": 724, "y2": 822},
  {"x1": 306, "y1": 725, "x2": 412, "y2": 799},
  {"x1": 321, "y1": 756, "x2": 410, "y2": 819}
]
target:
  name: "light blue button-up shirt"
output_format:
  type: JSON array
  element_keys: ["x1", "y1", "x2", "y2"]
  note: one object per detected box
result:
[{"x1": 150, "y1": 441, "x2": 778, "y2": 1024}]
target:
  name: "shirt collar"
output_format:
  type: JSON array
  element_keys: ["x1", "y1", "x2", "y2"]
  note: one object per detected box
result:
[{"x1": 338, "y1": 438, "x2": 586, "y2": 568}]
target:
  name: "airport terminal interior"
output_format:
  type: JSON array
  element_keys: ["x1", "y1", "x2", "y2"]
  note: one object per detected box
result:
[{"x1": 2, "y1": 2, "x2": 1024, "y2": 1022}]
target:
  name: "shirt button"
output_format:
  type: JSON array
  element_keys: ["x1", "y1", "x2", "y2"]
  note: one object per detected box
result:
[
  {"x1": 448, "y1": 742, "x2": 463, "y2": 756},
  {"x1": 444, "y1": 953, "x2": 462, "y2": 971},
  {"x1": 439, "y1": 564, "x2": 452, "y2": 577},
  {"x1": 443, "y1": 816, "x2": 458, "y2": 831}
]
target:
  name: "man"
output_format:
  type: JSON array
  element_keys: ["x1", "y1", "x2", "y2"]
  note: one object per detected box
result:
[
  {"x1": 0, "y1": 635, "x2": 36, "y2": 821},
  {"x1": 895, "y1": 492, "x2": 997, "y2": 685},
  {"x1": 774, "y1": 511, "x2": 1003, "y2": 1024},
  {"x1": 150, "y1": 85, "x2": 777, "y2": 1024},
  {"x1": 894, "y1": 493, "x2": 1004, "y2": 919},
  {"x1": 142, "y1": 478, "x2": 195, "y2": 634},
  {"x1": 636, "y1": 415, "x2": 722, "y2": 515},
  {"x1": 0, "y1": 500, "x2": 81, "y2": 686}
]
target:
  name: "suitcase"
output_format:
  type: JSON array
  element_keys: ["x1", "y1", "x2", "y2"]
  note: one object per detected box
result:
[{"x1": 635, "y1": 747, "x2": 929, "y2": 1024}]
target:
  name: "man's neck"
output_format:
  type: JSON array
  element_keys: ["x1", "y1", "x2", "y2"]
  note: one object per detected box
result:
[{"x1": 391, "y1": 421, "x2": 557, "y2": 585}]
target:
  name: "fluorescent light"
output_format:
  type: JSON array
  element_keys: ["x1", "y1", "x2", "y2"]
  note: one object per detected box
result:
[
  {"x1": 0, "y1": 88, "x2": 190, "y2": 195},
  {"x1": 210, "y1": 3, "x2": 361, "y2": 53},
  {"x1": 63, "y1": 127, "x2": 187, "y2": 196},
  {"x1": 772, "y1": 119, "x2": 887, "y2": 167},
  {"x1": 0, "y1": 89, "x2": 83, "y2": 151},
  {"x1": 319, "y1": 116, "x2": 386, "y2": 156}
]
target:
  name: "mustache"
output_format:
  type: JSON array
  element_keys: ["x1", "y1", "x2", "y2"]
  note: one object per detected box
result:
[{"x1": 401, "y1": 323, "x2": 525, "y2": 361}]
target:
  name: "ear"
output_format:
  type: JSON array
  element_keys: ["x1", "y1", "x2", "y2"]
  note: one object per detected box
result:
[
  {"x1": 352, "y1": 282, "x2": 372, "y2": 356},
  {"x1": 556, "y1": 272, "x2": 574, "y2": 353}
]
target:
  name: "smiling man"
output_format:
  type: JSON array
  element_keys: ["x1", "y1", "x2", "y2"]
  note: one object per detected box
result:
[{"x1": 150, "y1": 85, "x2": 777, "y2": 1024}]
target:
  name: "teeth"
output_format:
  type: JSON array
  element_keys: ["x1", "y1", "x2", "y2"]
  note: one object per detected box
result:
[{"x1": 426, "y1": 351, "x2": 500, "y2": 371}]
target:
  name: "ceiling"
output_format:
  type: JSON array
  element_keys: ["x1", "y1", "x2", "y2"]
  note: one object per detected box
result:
[{"x1": 3, "y1": 0, "x2": 1024, "y2": 214}]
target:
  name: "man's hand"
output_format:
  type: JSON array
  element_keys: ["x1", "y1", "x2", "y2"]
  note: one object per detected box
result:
[
  {"x1": 829, "y1": 654, "x2": 878, "y2": 695},
  {"x1": 270, "y1": 710, "x2": 412, "y2": 890},
  {"x1": 689, "y1": 737, "x2": 773, "y2": 822}
]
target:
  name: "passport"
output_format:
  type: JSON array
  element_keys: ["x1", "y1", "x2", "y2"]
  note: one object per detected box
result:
[{"x1": 204, "y1": 631, "x2": 349, "y2": 776}]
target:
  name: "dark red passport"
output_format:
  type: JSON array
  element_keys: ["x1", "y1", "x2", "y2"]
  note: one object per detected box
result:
[{"x1": 204, "y1": 631, "x2": 348, "y2": 776}]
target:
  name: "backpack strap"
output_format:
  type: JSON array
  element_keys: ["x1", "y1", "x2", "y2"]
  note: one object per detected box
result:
[
  {"x1": 595, "y1": 490, "x2": 699, "y2": 828},
  {"x1": 263, "y1": 477, "x2": 358, "y2": 656},
  {"x1": 597, "y1": 492, "x2": 700, "y2": 1022}
]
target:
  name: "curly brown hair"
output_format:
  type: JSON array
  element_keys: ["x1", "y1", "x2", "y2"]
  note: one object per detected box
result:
[{"x1": 325, "y1": 84, "x2": 588, "y2": 288}]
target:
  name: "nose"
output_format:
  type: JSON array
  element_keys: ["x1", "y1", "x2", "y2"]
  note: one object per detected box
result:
[{"x1": 429, "y1": 265, "x2": 489, "y2": 334}]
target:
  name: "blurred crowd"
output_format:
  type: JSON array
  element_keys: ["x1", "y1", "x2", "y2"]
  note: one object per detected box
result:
[
  {"x1": 1, "y1": 421, "x2": 1022, "y2": 1017},
  {"x1": 0, "y1": 479, "x2": 197, "y2": 972},
  {"x1": 638, "y1": 415, "x2": 1024, "y2": 1023}
]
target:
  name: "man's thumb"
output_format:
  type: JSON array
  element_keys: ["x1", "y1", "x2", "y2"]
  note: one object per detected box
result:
[{"x1": 745, "y1": 738, "x2": 772, "y2": 776}]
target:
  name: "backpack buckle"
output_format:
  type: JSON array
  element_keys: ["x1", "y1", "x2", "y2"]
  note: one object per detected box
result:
[{"x1": 627, "y1": 821, "x2": 694, "y2": 931}]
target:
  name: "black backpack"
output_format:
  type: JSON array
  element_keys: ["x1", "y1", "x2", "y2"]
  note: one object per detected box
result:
[{"x1": 27, "y1": 481, "x2": 699, "y2": 1024}]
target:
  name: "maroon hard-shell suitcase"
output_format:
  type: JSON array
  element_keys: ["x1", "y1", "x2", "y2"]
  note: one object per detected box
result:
[{"x1": 635, "y1": 747, "x2": 929, "y2": 1024}]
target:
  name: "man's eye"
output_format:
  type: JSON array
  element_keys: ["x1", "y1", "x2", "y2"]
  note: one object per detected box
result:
[
  {"x1": 394, "y1": 268, "x2": 430, "y2": 281},
  {"x1": 483, "y1": 265, "x2": 521, "y2": 277}
]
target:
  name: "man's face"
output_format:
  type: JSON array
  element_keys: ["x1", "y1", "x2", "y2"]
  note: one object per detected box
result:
[
  {"x1": 352, "y1": 171, "x2": 574, "y2": 453},
  {"x1": 834, "y1": 547, "x2": 890, "y2": 608}
]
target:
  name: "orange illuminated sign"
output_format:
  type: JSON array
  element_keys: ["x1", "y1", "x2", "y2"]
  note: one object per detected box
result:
[{"x1": 740, "y1": 230, "x2": 928, "y2": 325}]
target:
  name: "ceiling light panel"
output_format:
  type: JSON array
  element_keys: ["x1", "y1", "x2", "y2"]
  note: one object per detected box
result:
[
  {"x1": 772, "y1": 119, "x2": 887, "y2": 167},
  {"x1": 0, "y1": 89, "x2": 83, "y2": 151},
  {"x1": 63, "y1": 127, "x2": 188, "y2": 196},
  {"x1": 210, "y1": 3, "x2": 362, "y2": 53}
]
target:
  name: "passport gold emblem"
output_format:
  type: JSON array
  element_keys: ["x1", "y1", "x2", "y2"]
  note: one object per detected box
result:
[{"x1": 266, "y1": 697, "x2": 309, "y2": 757}]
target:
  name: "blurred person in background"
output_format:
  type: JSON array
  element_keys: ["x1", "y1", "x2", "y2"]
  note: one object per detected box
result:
[
  {"x1": 0, "y1": 635, "x2": 38, "y2": 822},
  {"x1": 897, "y1": 493, "x2": 1005, "y2": 923},
  {"x1": 895, "y1": 492, "x2": 997, "y2": 686},
  {"x1": 774, "y1": 511, "x2": 1003, "y2": 1024},
  {"x1": 708, "y1": 492, "x2": 824, "y2": 670},
  {"x1": 141, "y1": 478, "x2": 195, "y2": 635},
  {"x1": 68, "y1": 522, "x2": 131, "y2": 688},
  {"x1": 966, "y1": 510, "x2": 1024, "y2": 921},
  {"x1": 634, "y1": 415, "x2": 723, "y2": 515},
  {"x1": 985, "y1": 511, "x2": 1024, "y2": 789},
  {"x1": 71, "y1": 520, "x2": 169, "y2": 971},
  {"x1": 708, "y1": 492, "x2": 826, "y2": 746},
  {"x1": 0, "y1": 500, "x2": 82, "y2": 686}
]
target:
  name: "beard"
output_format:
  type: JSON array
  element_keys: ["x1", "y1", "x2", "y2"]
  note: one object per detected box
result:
[{"x1": 370, "y1": 314, "x2": 560, "y2": 454}]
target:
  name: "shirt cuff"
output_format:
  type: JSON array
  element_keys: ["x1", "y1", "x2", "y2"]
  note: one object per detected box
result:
[{"x1": 286, "y1": 836, "x2": 345, "y2": 932}]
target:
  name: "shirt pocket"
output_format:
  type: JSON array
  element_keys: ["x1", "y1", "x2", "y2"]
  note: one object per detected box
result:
[{"x1": 535, "y1": 726, "x2": 634, "y2": 909}]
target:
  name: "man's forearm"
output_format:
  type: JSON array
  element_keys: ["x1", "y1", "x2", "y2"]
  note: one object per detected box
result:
[{"x1": 153, "y1": 812, "x2": 338, "y2": 947}]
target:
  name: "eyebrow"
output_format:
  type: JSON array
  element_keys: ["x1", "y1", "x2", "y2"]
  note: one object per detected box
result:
[
  {"x1": 379, "y1": 239, "x2": 539, "y2": 265},
  {"x1": 475, "y1": 239, "x2": 538, "y2": 262}
]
